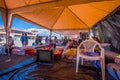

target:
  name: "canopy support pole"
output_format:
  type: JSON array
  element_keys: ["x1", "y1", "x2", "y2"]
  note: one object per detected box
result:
[
  {"x1": 6, "y1": 12, "x2": 13, "y2": 56},
  {"x1": 50, "y1": 30, "x2": 52, "y2": 41},
  {"x1": 2, "y1": 10, "x2": 13, "y2": 56}
]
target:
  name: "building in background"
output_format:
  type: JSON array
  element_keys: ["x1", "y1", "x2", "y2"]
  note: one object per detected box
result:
[
  {"x1": 0, "y1": 26, "x2": 35, "y2": 46},
  {"x1": 0, "y1": 26, "x2": 35, "y2": 39}
]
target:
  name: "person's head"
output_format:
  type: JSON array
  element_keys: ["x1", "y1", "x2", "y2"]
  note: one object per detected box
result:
[
  {"x1": 9, "y1": 36, "x2": 12, "y2": 38},
  {"x1": 79, "y1": 32, "x2": 82, "y2": 35},
  {"x1": 22, "y1": 33, "x2": 24, "y2": 36},
  {"x1": 55, "y1": 36, "x2": 57, "y2": 39},
  {"x1": 25, "y1": 33, "x2": 27, "y2": 36},
  {"x1": 36, "y1": 34, "x2": 39, "y2": 37},
  {"x1": 79, "y1": 32, "x2": 82, "y2": 37}
]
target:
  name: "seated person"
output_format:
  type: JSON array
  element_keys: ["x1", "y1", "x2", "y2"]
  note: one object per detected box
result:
[
  {"x1": 69, "y1": 40, "x2": 78, "y2": 48},
  {"x1": 77, "y1": 32, "x2": 83, "y2": 44},
  {"x1": 5, "y1": 36, "x2": 14, "y2": 54},
  {"x1": 8, "y1": 36, "x2": 14, "y2": 47},
  {"x1": 48, "y1": 40, "x2": 54, "y2": 50},
  {"x1": 64, "y1": 39, "x2": 72, "y2": 50},
  {"x1": 63, "y1": 39, "x2": 78, "y2": 59},
  {"x1": 62, "y1": 36, "x2": 68, "y2": 46}
]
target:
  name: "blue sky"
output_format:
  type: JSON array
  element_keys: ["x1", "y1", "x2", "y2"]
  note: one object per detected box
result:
[
  {"x1": 0, "y1": 12, "x2": 42, "y2": 30},
  {"x1": 12, "y1": 17, "x2": 42, "y2": 30},
  {"x1": 0, "y1": 12, "x2": 4, "y2": 26}
]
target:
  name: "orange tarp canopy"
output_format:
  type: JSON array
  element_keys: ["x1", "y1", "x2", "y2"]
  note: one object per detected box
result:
[{"x1": 0, "y1": 0, "x2": 120, "y2": 35}]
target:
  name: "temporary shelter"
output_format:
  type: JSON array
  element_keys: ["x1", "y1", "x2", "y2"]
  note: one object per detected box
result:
[
  {"x1": 0, "y1": 0, "x2": 120, "y2": 54},
  {"x1": 0, "y1": 0, "x2": 120, "y2": 34}
]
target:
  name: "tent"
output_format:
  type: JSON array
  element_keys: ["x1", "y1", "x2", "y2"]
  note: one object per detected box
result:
[
  {"x1": 0, "y1": 0, "x2": 120, "y2": 35},
  {"x1": 0, "y1": 0, "x2": 120, "y2": 54}
]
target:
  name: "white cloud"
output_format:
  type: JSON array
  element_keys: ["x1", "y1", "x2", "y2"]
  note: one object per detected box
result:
[{"x1": 26, "y1": 28, "x2": 61, "y2": 37}]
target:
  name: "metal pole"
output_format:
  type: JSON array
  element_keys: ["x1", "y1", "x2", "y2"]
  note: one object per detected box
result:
[
  {"x1": 50, "y1": 30, "x2": 52, "y2": 40},
  {"x1": 6, "y1": 12, "x2": 13, "y2": 56}
]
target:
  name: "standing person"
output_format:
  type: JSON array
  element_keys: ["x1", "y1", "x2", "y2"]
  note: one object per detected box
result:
[
  {"x1": 54, "y1": 36, "x2": 58, "y2": 43},
  {"x1": 35, "y1": 34, "x2": 39, "y2": 45},
  {"x1": 39, "y1": 36, "x2": 43, "y2": 45},
  {"x1": 49, "y1": 39, "x2": 54, "y2": 50},
  {"x1": 20, "y1": 33, "x2": 24, "y2": 46},
  {"x1": 20, "y1": 33, "x2": 28, "y2": 46},
  {"x1": 8, "y1": 36, "x2": 14, "y2": 47},
  {"x1": 45, "y1": 36, "x2": 49, "y2": 44},
  {"x1": 62, "y1": 36, "x2": 68, "y2": 46},
  {"x1": 77, "y1": 32, "x2": 83, "y2": 44},
  {"x1": 53, "y1": 36, "x2": 58, "y2": 49}
]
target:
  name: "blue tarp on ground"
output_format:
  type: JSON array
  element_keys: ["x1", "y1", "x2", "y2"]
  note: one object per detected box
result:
[{"x1": 0, "y1": 57, "x2": 36, "y2": 75}]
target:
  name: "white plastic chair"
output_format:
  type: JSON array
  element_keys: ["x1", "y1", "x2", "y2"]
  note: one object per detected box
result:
[{"x1": 76, "y1": 40, "x2": 105, "y2": 80}]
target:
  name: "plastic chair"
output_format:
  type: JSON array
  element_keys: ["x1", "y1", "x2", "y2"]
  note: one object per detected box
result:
[{"x1": 76, "y1": 40, "x2": 105, "y2": 80}]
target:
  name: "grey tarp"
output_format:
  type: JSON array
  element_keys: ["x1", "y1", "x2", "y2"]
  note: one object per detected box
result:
[{"x1": 92, "y1": 10, "x2": 120, "y2": 53}]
